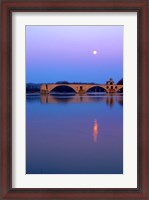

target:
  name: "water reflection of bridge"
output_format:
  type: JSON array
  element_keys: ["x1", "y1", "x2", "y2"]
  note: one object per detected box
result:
[{"x1": 40, "y1": 94, "x2": 123, "y2": 107}]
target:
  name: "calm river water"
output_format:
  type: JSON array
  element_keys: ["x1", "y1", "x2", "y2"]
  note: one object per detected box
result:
[{"x1": 26, "y1": 93, "x2": 123, "y2": 174}]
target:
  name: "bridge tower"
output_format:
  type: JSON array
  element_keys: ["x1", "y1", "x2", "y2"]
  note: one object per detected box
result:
[{"x1": 105, "y1": 78, "x2": 117, "y2": 93}]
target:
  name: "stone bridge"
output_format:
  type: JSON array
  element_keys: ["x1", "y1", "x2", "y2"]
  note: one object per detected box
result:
[{"x1": 40, "y1": 80, "x2": 123, "y2": 94}]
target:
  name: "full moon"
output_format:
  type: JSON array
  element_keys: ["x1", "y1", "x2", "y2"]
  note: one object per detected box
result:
[{"x1": 93, "y1": 50, "x2": 97, "y2": 55}]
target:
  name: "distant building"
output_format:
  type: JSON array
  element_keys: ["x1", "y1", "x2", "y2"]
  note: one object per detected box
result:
[{"x1": 106, "y1": 78, "x2": 114, "y2": 85}]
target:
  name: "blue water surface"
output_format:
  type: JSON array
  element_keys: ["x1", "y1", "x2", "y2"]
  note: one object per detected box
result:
[{"x1": 26, "y1": 93, "x2": 123, "y2": 174}]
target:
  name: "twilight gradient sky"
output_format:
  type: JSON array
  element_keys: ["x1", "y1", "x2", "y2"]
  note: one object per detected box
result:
[{"x1": 26, "y1": 26, "x2": 123, "y2": 83}]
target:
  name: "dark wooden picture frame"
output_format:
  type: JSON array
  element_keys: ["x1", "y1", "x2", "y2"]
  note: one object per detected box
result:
[{"x1": 0, "y1": 0, "x2": 148, "y2": 199}]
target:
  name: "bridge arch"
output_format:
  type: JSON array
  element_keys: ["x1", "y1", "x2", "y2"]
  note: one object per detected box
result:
[
  {"x1": 49, "y1": 85, "x2": 78, "y2": 93},
  {"x1": 85, "y1": 85, "x2": 108, "y2": 93}
]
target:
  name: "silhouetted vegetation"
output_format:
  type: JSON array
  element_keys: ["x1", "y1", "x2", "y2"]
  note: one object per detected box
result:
[
  {"x1": 26, "y1": 83, "x2": 40, "y2": 93},
  {"x1": 56, "y1": 81, "x2": 96, "y2": 84},
  {"x1": 56, "y1": 81, "x2": 69, "y2": 84},
  {"x1": 116, "y1": 79, "x2": 123, "y2": 92},
  {"x1": 117, "y1": 78, "x2": 123, "y2": 85}
]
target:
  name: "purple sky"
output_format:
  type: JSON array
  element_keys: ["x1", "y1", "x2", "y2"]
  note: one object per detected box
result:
[{"x1": 26, "y1": 26, "x2": 123, "y2": 84}]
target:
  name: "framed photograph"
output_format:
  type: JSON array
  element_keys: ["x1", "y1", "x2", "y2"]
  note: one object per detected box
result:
[{"x1": 1, "y1": 0, "x2": 148, "y2": 199}]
